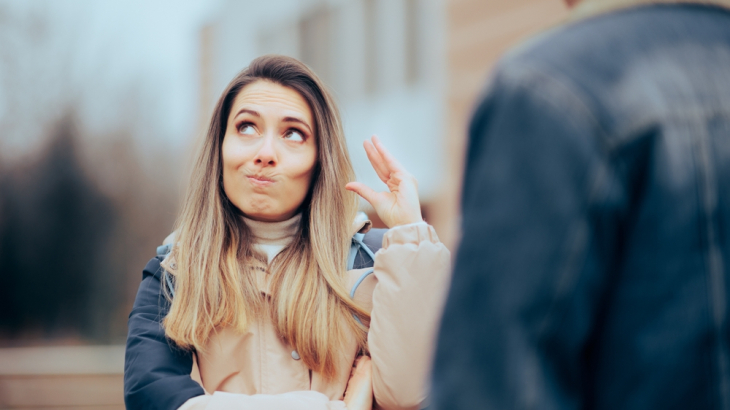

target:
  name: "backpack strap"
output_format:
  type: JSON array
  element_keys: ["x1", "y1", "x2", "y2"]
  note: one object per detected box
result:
[
  {"x1": 348, "y1": 228, "x2": 386, "y2": 270},
  {"x1": 348, "y1": 229, "x2": 385, "y2": 326},
  {"x1": 350, "y1": 268, "x2": 375, "y2": 301},
  {"x1": 348, "y1": 232, "x2": 376, "y2": 270},
  {"x1": 156, "y1": 244, "x2": 176, "y2": 299},
  {"x1": 350, "y1": 267, "x2": 375, "y2": 327},
  {"x1": 156, "y1": 243, "x2": 173, "y2": 258}
]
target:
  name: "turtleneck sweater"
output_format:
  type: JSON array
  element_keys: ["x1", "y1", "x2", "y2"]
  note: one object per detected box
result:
[{"x1": 241, "y1": 213, "x2": 301, "y2": 264}]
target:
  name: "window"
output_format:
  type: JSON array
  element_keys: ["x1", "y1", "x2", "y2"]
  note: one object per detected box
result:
[
  {"x1": 363, "y1": 0, "x2": 378, "y2": 94},
  {"x1": 404, "y1": 0, "x2": 420, "y2": 84},
  {"x1": 299, "y1": 7, "x2": 332, "y2": 85},
  {"x1": 258, "y1": 22, "x2": 299, "y2": 59}
]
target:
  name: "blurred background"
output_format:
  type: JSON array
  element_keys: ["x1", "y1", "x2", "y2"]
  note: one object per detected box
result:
[{"x1": 0, "y1": 0, "x2": 566, "y2": 408}]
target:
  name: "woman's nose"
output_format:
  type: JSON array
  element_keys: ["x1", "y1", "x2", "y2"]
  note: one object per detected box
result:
[{"x1": 253, "y1": 134, "x2": 277, "y2": 166}]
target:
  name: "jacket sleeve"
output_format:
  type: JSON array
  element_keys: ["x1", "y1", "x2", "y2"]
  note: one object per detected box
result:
[
  {"x1": 367, "y1": 222, "x2": 452, "y2": 410},
  {"x1": 429, "y1": 65, "x2": 618, "y2": 410},
  {"x1": 124, "y1": 257, "x2": 206, "y2": 410}
]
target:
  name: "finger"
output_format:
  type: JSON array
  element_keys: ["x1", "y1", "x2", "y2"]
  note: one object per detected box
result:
[
  {"x1": 363, "y1": 139, "x2": 390, "y2": 182},
  {"x1": 371, "y1": 135, "x2": 406, "y2": 174},
  {"x1": 346, "y1": 357, "x2": 372, "y2": 391},
  {"x1": 344, "y1": 358, "x2": 373, "y2": 410},
  {"x1": 346, "y1": 182, "x2": 381, "y2": 207},
  {"x1": 351, "y1": 356, "x2": 373, "y2": 393},
  {"x1": 357, "y1": 357, "x2": 371, "y2": 377},
  {"x1": 353, "y1": 356, "x2": 371, "y2": 374}
]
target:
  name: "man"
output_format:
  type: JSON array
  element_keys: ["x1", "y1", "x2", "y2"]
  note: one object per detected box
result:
[{"x1": 430, "y1": 0, "x2": 730, "y2": 409}]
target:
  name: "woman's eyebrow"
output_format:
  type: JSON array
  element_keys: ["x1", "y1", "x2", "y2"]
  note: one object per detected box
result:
[
  {"x1": 234, "y1": 108, "x2": 260, "y2": 118},
  {"x1": 283, "y1": 117, "x2": 313, "y2": 135}
]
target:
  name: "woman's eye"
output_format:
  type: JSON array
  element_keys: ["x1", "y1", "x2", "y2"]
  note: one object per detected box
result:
[
  {"x1": 285, "y1": 130, "x2": 305, "y2": 142},
  {"x1": 239, "y1": 124, "x2": 256, "y2": 135}
]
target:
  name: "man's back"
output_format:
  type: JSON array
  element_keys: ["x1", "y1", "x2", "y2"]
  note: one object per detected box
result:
[{"x1": 432, "y1": 4, "x2": 730, "y2": 409}]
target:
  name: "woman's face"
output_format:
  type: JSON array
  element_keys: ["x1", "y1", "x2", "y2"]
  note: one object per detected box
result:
[{"x1": 221, "y1": 80, "x2": 317, "y2": 222}]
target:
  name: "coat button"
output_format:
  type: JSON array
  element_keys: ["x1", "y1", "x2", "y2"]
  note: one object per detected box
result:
[{"x1": 291, "y1": 350, "x2": 300, "y2": 360}]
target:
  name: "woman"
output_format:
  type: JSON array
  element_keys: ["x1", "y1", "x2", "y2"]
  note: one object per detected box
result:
[{"x1": 124, "y1": 55, "x2": 450, "y2": 410}]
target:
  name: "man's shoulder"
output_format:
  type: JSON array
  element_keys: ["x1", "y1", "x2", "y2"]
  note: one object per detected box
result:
[
  {"x1": 498, "y1": 4, "x2": 730, "y2": 84},
  {"x1": 484, "y1": 17, "x2": 613, "y2": 111},
  {"x1": 486, "y1": 4, "x2": 730, "y2": 140},
  {"x1": 496, "y1": 8, "x2": 640, "y2": 83},
  {"x1": 474, "y1": 18, "x2": 606, "y2": 117}
]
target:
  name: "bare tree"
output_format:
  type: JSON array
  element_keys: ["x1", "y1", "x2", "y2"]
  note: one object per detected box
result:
[{"x1": 0, "y1": 1, "x2": 182, "y2": 345}]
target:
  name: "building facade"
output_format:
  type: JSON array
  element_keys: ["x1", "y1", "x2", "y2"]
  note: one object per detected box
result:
[
  {"x1": 438, "y1": 0, "x2": 567, "y2": 246},
  {"x1": 199, "y1": 0, "x2": 567, "y2": 247}
]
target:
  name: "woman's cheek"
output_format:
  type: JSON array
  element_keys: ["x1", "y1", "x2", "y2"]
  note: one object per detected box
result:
[
  {"x1": 286, "y1": 169, "x2": 312, "y2": 201},
  {"x1": 280, "y1": 162, "x2": 315, "y2": 210},
  {"x1": 294, "y1": 157, "x2": 317, "y2": 188}
]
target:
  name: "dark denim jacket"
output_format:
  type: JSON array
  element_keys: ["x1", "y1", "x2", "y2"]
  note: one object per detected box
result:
[{"x1": 431, "y1": 4, "x2": 730, "y2": 409}]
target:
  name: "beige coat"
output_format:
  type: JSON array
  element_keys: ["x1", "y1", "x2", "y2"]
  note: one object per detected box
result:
[{"x1": 177, "y1": 221, "x2": 451, "y2": 410}]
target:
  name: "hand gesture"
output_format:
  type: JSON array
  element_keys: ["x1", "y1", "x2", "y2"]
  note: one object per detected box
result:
[
  {"x1": 346, "y1": 136, "x2": 423, "y2": 228},
  {"x1": 344, "y1": 356, "x2": 373, "y2": 410}
]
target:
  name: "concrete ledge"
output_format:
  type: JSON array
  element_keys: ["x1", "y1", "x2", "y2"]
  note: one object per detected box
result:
[
  {"x1": 0, "y1": 345, "x2": 125, "y2": 376},
  {"x1": 0, "y1": 346, "x2": 126, "y2": 409}
]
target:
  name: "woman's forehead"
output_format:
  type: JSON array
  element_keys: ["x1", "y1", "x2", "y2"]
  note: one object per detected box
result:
[{"x1": 231, "y1": 80, "x2": 313, "y2": 125}]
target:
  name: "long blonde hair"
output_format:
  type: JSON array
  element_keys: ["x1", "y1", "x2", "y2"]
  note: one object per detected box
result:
[{"x1": 163, "y1": 55, "x2": 369, "y2": 379}]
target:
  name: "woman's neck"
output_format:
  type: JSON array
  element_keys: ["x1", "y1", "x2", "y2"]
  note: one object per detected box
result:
[{"x1": 242, "y1": 213, "x2": 301, "y2": 264}]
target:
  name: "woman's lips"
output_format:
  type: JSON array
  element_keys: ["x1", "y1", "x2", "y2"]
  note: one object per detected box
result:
[{"x1": 247, "y1": 176, "x2": 274, "y2": 187}]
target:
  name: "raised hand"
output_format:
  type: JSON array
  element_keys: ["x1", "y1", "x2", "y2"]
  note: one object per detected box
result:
[{"x1": 345, "y1": 136, "x2": 423, "y2": 228}]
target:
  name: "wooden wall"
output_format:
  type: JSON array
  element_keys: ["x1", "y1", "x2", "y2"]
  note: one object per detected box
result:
[{"x1": 431, "y1": 0, "x2": 568, "y2": 249}]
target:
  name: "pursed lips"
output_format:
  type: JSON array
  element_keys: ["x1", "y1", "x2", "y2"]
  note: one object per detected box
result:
[{"x1": 247, "y1": 175, "x2": 275, "y2": 187}]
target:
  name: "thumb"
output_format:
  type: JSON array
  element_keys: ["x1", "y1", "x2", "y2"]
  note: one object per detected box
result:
[{"x1": 346, "y1": 182, "x2": 379, "y2": 207}]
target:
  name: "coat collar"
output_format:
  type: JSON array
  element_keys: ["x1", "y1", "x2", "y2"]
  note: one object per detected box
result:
[
  {"x1": 164, "y1": 213, "x2": 375, "y2": 296},
  {"x1": 255, "y1": 212, "x2": 374, "y2": 296},
  {"x1": 568, "y1": 0, "x2": 730, "y2": 22},
  {"x1": 351, "y1": 211, "x2": 372, "y2": 237}
]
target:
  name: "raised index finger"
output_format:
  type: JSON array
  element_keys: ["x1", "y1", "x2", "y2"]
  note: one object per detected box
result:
[
  {"x1": 371, "y1": 135, "x2": 406, "y2": 174},
  {"x1": 364, "y1": 139, "x2": 390, "y2": 183}
]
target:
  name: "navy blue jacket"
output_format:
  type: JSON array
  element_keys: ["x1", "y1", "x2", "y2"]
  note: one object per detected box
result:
[
  {"x1": 431, "y1": 4, "x2": 730, "y2": 410},
  {"x1": 124, "y1": 228, "x2": 385, "y2": 410}
]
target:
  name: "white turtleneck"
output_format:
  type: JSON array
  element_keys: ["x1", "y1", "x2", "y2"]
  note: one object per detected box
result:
[{"x1": 241, "y1": 213, "x2": 301, "y2": 264}]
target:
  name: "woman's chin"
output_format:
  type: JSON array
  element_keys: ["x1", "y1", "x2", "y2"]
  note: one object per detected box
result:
[{"x1": 241, "y1": 207, "x2": 293, "y2": 223}]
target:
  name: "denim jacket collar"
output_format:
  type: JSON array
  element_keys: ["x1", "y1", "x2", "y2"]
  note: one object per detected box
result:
[{"x1": 569, "y1": 0, "x2": 730, "y2": 22}]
